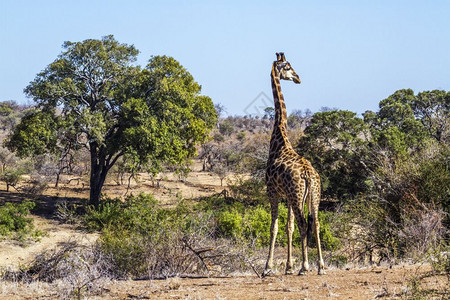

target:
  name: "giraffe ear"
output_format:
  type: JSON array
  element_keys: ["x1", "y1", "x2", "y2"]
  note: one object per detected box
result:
[
  {"x1": 276, "y1": 52, "x2": 281, "y2": 61},
  {"x1": 280, "y1": 52, "x2": 286, "y2": 62}
]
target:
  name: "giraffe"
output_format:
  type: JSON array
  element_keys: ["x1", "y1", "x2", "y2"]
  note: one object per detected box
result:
[{"x1": 263, "y1": 52, "x2": 325, "y2": 276}]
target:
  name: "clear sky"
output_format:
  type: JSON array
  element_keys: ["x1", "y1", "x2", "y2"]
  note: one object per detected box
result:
[{"x1": 1, "y1": 1, "x2": 449, "y2": 117}]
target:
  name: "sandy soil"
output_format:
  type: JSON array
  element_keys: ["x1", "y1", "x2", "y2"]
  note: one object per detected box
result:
[
  {"x1": 0, "y1": 216, "x2": 98, "y2": 271},
  {"x1": 103, "y1": 264, "x2": 446, "y2": 299},
  {"x1": 43, "y1": 161, "x2": 228, "y2": 204},
  {"x1": 1, "y1": 264, "x2": 447, "y2": 299}
]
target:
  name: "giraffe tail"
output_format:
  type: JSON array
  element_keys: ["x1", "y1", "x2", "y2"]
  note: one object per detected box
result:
[
  {"x1": 304, "y1": 179, "x2": 314, "y2": 243},
  {"x1": 307, "y1": 212, "x2": 313, "y2": 242}
]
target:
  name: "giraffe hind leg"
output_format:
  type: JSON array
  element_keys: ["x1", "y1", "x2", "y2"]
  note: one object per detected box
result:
[
  {"x1": 289, "y1": 194, "x2": 309, "y2": 275},
  {"x1": 310, "y1": 181, "x2": 326, "y2": 275}
]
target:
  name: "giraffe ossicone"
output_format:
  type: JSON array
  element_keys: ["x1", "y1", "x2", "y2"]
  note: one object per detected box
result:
[{"x1": 263, "y1": 52, "x2": 325, "y2": 277}]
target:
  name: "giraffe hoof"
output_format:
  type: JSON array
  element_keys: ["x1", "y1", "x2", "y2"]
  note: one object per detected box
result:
[
  {"x1": 285, "y1": 268, "x2": 295, "y2": 275},
  {"x1": 318, "y1": 269, "x2": 326, "y2": 275},
  {"x1": 262, "y1": 269, "x2": 274, "y2": 278},
  {"x1": 298, "y1": 269, "x2": 307, "y2": 276}
]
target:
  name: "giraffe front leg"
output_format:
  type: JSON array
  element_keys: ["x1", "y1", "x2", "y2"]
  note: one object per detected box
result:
[
  {"x1": 263, "y1": 198, "x2": 279, "y2": 277},
  {"x1": 285, "y1": 204, "x2": 294, "y2": 275}
]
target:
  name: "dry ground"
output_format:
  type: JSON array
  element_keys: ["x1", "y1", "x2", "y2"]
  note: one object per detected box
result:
[
  {"x1": 0, "y1": 162, "x2": 448, "y2": 299},
  {"x1": 93, "y1": 264, "x2": 447, "y2": 299},
  {"x1": 1, "y1": 264, "x2": 447, "y2": 299}
]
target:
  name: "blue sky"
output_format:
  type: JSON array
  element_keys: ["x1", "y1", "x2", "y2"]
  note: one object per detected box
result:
[{"x1": 1, "y1": 1, "x2": 449, "y2": 116}]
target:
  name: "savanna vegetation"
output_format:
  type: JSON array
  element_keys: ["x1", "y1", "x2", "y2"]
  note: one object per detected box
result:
[{"x1": 0, "y1": 36, "x2": 448, "y2": 299}]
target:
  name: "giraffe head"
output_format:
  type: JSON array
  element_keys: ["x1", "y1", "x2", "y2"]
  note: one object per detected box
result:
[{"x1": 274, "y1": 52, "x2": 301, "y2": 84}]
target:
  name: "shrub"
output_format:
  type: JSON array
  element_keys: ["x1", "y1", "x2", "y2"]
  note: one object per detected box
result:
[
  {"x1": 3, "y1": 242, "x2": 112, "y2": 299},
  {"x1": 406, "y1": 244, "x2": 450, "y2": 299},
  {"x1": 244, "y1": 206, "x2": 272, "y2": 246},
  {"x1": 0, "y1": 200, "x2": 42, "y2": 242},
  {"x1": 54, "y1": 201, "x2": 81, "y2": 224},
  {"x1": 427, "y1": 244, "x2": 450, "y2": 276},
  {"x1": 218, "y1": 119, "x2": 234, "y2": 136},
  {"x1": 86, "y1": 193, "x2": 344, "y2": 277},
  {"x1": 217, "y1": 202, "x2": 296, "y2": 247},
  {"x1": 82, "y1": 198, "x2": 126, "y2": 232},
  {"x1": 227, "y1": 176, "x2": 268, "y2": 206},
  {"x1": 90, "y1": 194, "x2": 226, "y2": 278},
  {"x1": 0, "y1": 168, "x2": 23, "y2": 192},
  {"x1": 316, "y1": 211, "x2": 342, "y2": 251},
  {"x1": 23, "y1": 175, "x2": 50, "y2": 196},
  {"x1": 217, "y1": 208, "x2": 243, "y2": 239}
]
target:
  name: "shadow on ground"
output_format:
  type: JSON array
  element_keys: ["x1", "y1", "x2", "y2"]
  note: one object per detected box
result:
[{"x1": 0, "y1": 190, "x2": 86, "y2": 219}]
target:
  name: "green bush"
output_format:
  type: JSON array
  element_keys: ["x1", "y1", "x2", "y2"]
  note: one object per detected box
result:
[
  {"x1": 0, "y1": 200, "x2": 42, "y2": 242},
  {"x1": 217, "y1": 204, "x2": 279, "y2": 246},
  {"x1": 215, "y1": 198, "x2": 342, "y2": 250},
  {"x1": 316, "y1": 211, "x2": 342, "y2": 251},
  {"x1": 216, "y1": 202, "x2": 303, "y2": 247},
  {"x1": 0, "y1": 168, "x2": 23, "y2": 192},
  {"x1": 244, "y1": 206, "x2": 272, "y2": 246},
  {"x1": 217, "y1": 208, "x2": 243, "y2": 239},
  {"x1": 227, "y1": 176, "x2": 268, "y2": 206},
  {"x1": 428, "y1": 244, "x2": 450, "y2": 275},
  {"x1": 417, "y1": 151, "x2": 450, "y2": 223},
  {"x1": 94, "y1": 194, "x2": 172, "y2": 276},
  {"x1": 89, "y1": 193, "x2": 217, "y2": 278},
  {"x1": 83, "y1": 198, "x2": 125, "y2": 231},
  {"x1": 90, "y1": 193, "x2": 344, "y2": 277}
]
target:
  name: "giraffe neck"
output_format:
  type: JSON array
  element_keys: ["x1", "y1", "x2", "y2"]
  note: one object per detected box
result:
[{"x1": 269, "y1": 63, "x2": 292, "y2": 155}]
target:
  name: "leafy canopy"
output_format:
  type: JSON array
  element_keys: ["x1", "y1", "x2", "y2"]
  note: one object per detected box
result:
[
  {"x1": 298, "y1": 89, "x2": 449, "y2": 200},
  {"x1": 6, "y1": 35, "x2": 217, "y2": 205}
]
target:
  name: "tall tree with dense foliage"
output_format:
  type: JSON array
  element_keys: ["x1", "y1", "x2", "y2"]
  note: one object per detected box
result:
[
  {"x1": 298, "y1": 110, "x2": 370, "y2": 198},
  {"x1": 6, "y1": 36, "x2": 217, "y2": 206},
  {"x1": 414, "y1": 90, "x2": 450, "y2": 143},
  {"x1": 297, "y1": 89, "x2": 449, "y2": 258}
]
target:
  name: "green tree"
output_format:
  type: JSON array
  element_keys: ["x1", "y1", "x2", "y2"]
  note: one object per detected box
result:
[
  {"x1": 263, "y1": 107, "x2": 275, "y2": 120},
  {"x1": 0, "y1": 101, "x2": 14, "y2": 116},
  {"x1": 366, "y1": 89, "x2": 428, "y2": 158},
  {"x1": 413, "y1": 90, "x2": 449, "y2": 143},
  {"x1": 218, "y1": 119, "x2": 235, "y2": 136},
  {"x1": 287, "y1": 109, "x2": 304, "y2": 128},
  {"x1": 296, "y1": 89, "x2": 449, "y2": 259},
  {"x1": 6, "y1": 109, "x2": 59, "y2": 157},
  {"x1": 0, "y1": 168, "x2": 24, "y2": 192},
  {"x1": 298, "y1": 110, "x2": 370, "y2": 198},
  {"x1": 0, "y1": 100, "x2": 26, "y2": 131},
  {"x1": 6, "y1": 36, "x2": 216, "y2": 206}
]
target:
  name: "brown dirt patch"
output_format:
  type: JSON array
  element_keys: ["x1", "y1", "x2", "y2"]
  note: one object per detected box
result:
[
  {"x1": 0, "y1": 216, "x2": 98, "y2": 271},
  {"x1": 1, "y1": 264, "x2": 447, "y2": 299}
]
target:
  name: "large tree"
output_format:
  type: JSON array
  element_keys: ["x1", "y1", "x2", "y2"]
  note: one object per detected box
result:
[
  {"x1": 298, "y1": 89, "x2": 448, "y2": 203},
  {"x1": 6, "y1": 36, "x2": 217, "y2": 206},
  {"x1": 297, "y1": 110, "x2": 370, "y2": 199}
]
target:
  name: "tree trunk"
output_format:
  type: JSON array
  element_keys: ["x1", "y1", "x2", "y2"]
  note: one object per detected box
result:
[
  {"x1": 89, "y1": 165, "x2": 107, "y2": 207},
  {"x1": 89, "y1": 146, "x2": 109, "y2": 207},
  {"x1": 55, "y1": 172, "x2": 60, "y2": 188},
  {"x1": 88, "y1": 142, "x2": 123, "y2": 207}
]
